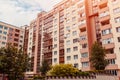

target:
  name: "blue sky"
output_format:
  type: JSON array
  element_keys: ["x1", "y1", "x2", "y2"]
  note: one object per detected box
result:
[{"x1": 0, "y1": 0, "x2": 62, "y2": 26}]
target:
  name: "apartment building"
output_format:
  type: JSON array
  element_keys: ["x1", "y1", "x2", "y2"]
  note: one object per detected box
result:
[
  {"x1": 24, "y1": 0, "x2": 120, "y2": 77},
  {"x1": 0, "y1": 21, "x2": 25, "y2": 49}
]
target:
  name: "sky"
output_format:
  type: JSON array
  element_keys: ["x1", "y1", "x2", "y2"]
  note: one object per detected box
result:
[{"x1": 0, "y1": 0, "x2": 62, "y2": 27}]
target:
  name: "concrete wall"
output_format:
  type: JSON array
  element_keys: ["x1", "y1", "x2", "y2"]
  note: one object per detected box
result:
[{"x1": 46, "y1": 75, "x2": 119, "y2": 80}]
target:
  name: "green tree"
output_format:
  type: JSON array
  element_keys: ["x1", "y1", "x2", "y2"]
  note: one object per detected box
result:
[
  {"x1": 47, "y1": 64, "x2": 79, "y2": 76},
  {"x1": 40, "y1": 60, "x2": 51, "y2": 76},
  {"x1": 90, "y1": 42, "x2": 108, "y2": 70},
  {"x1": 0, "y1": 44, "x2": 29, "y2": 80}
]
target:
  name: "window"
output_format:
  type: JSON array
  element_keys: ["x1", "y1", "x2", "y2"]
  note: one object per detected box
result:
[
  {"x1": 82, "y1": 43, "x2": 87, "y2": 48},
  {"x1": 72, "y1": 31, "x2": 77, "y2": 36},
  {"x1": 66, "y1": 40, "x2": 70, "y2": 45},
  {"x1": 2, "y1": 42, "x2": 6, "y2": 45},
  {"x1": 82, "y1": 62, "x2": 89, "y2": 67},
  {"x1": 66, "y1": 19, "x2": 70, "y2": 23},
  {"x1": 9, "y1": 28, "x2": 13, "y2": 31},
  {"x1": 66, "y1": 12, "x2": 70, "y2": 17},
  {"x1": 116, "y1": 27, "x2": 120, "y2": 32},
  {"x1": 54, "y1": 51, "x2": 57, "y2": 55},
  {"x1": 3, "y1": 36, "x2": 6, "y2": 40},
  {"x1": 108, "y1": 59, "x2": 115, "y2": 64},
  {"x1": 0, "y1": 35, "x2": 1, "y2": 39},
  {"x1": 72, "y1": 23, "x2": 76, "y2": 28},
  {"x1": 54, "y1": 37, "x2": 57, "y2": 41},
  {"x1": 102, "y1": 29, "x2": 111, "y2": 35},
  {"x1": 20, "y1": 36, "x2": 23, "y2": 38},
  {"x1": 74, "y1": 63, "x2": 78, "y2": 68},
  {"x1": 54, "y1": 44, "x2": 57, "y2": 48},
  {"x1": 4, "y1": 27, "x2": 8, "y2": 30},
  {"x1": 113, "y1": 7, "x2": 120, "y2": 13},
  {"x1": 79, "y1": 5, "x2": 84, "y2": 11},
  {"x1": 73, "y1": 38, "x2": 78, "y2": 43},
  {"x1": 73, "y1": 46, "x2": 78, "y2": 51},
  {"x1": 3, "y1": 31, "x2": 7, "y2": 35},
  {"x1": 14, "y1": 38, "x2": 18, "y2": 42},
  {"x1": 15, "y1": 29, "x2": 20, "y2": 32},
  {"x1": 54, "y1": 24, "x2": 57, "y2": 28},
  {"x1": 19, "y1": 45, "x2": 22, "y2": 47},
  {"x1": 72, "y1": 10, "x2": 76, "y2": 14},
  {"x1": 54, "y1": 58, "x2": 57, "y2": 63},
  {"x1": 102, "y1": 38, "x2": 113, "y2": 44},
  {"x1": 15, "y1": 34, "x2": 19, "y2": 37},
  {"x1": 99, "y1": 11, "x2": 109, "y2": 18},
  {"x1": 80, "y1": 36, "x2": 86, "y2": 40},
  {"x1": 81, "y1": 53, "x2": 88, "y2": 58},
  {"x1": 74, "y1": 55, "x2": 78, "y2": 60},
  {"x1": 67, "y1": 56, "x2": 71, "y2": 61},
  {"x1": 20, "y1": 40, "x2": 23, "y2": 43},
  {"x1": 54, "y1": 31, "x2": 57, "y2": 35},
  {"x1": 54, "y1": 18, "x2": 57, "y2": 23},
  {"x1": 0, "y1": 25, "x2": 3, "y2": 29},
  {"x1": 72, "y1": 16, "x2": 76, "y2": 21},
  {"x1": 115, "y1": 17, "x2": 120, "y2": 23},
  {"x1": 118, "y1": 37, "x2": 120, "y2": 42},
  {"x1": 79, "y1": 20, "x2": 86, "y2": 26},
  {"x1": 66, "y1": 26, "x2": 70, "y2": 31},
  {"x1": 66, "y1": 33, "x2": 70, "y2": 38},
  {"x1": 67, "y1": 48, "x2": 71, "y2": 53},
  {"x1": 112, "y1": 0, "x2": 118, "y2": 5},
  {"x1": 0, "y1": 30, "x2": 2, "y2": 33}
]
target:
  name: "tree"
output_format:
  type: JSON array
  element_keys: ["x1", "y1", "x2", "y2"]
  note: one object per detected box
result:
[
  {"x1": 90, "y1": 42, "x2": 108, "y2": 70},
  {"x1": 40, "y1": 60, "x2": 51, "y2": 76},
  {"x1": 47, "y1": 64, "x2": 79, "y2": 76},
  {"x1": 0, "y1": 44, "x2": 29, "y2": 80}
]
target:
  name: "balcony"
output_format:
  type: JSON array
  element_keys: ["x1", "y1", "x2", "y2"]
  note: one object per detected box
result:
[
  {"x1": 80, "y1": 48, "x2": 88, "y2": 53},
  {"x1": 79, "y1": 31, "x2": 87, "y2": 36},
  {"x1": 100, "y1": 24, "x2": 112, "y2": 31},
  {"x1": 80, "y1": 39, "x2": 87, "y2": 44},
  {"x1": 81, "y1": 57, "x2": 89, "y2": 62},
  {"x1": 98, "y1": 0, "x2": 108, "y2": 8},
  {"x1": 105, "y1": 64, "x2": 118, "y2": 70},
  {"x1": 99, "y1": 7, "x2": 109, "y2": 13},
  {"x1": 103, "y1": 43, "x2": 115, "y2": 49},
  {"x1": 105, "y1": 54, "x2": 116, "y2": 59},
  {"x1": 77, "y1": 1, "x2": 84, "y2": 9},
  {"x1": 99, "y1": 15, "x2": 110, "y2": 22},
  {"x1": 81, "y1": 66, "x2": 91, "y2": 71},
  {"x1": 102, "y1": 34, "x2": 113, "y2": 40}
]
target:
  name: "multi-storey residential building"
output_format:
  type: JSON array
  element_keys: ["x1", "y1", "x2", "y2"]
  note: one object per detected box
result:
[
  {"x1": 24, "y1": 20, "x2": 39, "y2": 77},
  {"x1": 24, "y1": 0, "x2": 120, "y2": 77},
  {"x1": 0, "y1": 21, "x2": 25, "y2": 49}
]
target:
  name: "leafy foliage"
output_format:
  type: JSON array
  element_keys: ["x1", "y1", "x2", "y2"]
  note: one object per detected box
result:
[
  {"x1": 0, "y1": 44, "x2": 29, "y2": 80},
  {"x1": 47, "y1": 64, "x2": 79, "y2": 76},
  {"x1": 90, "y1": 42, "x2": 108, "y2": 70},
  {"x1": 40, "y1": 60, "x2": 51, "y2": 76}
]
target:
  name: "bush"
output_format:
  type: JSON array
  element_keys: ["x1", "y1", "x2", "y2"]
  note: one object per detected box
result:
[{"x1": 33, "y1": 75, "x2": 45, "y2": 80}]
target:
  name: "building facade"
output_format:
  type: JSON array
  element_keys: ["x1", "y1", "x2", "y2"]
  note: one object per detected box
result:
[
  {"x1": 24, "y1": 0, "x2": 120, "y2": 77},
  {"x1": 0, "y1": 21, "x2": 25, "y2": 49}
]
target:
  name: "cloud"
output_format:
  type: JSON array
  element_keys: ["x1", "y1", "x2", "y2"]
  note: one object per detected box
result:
[{"x1": 0, "y1": 0, "x2": 62, "y2": 27}]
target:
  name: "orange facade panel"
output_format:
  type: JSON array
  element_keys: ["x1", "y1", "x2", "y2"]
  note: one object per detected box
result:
[
  {"x1": 82, "y1": 66, "x2": 91, "y2": 71},
  {"x1": 98, "y1": 0, "x2": 108, "y2": 8},
  {"x1": 99, "y1": 15, "x2": 110, "y2": 22},
  {"x1": 105, "y1": 54, "x2": 116, "y2": 59},
  {"x1": 100, "y1": 24, "x2": 112, "y2": 31},
  {"x1": 102, "y1": 34, "x2": 113, "y2": 40},
  {"x1": 105, "y1": 64, "x2": 118, "y2": 70},
  {"x1": 81, "y1": 57, "x2": 89, "y2": 62},
  {"x1": 103, "y1": 43, "x2": 115, "y2": 49},
  {"x1": 80, "y1": 48, "x2": 88, "y2": 53}
]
